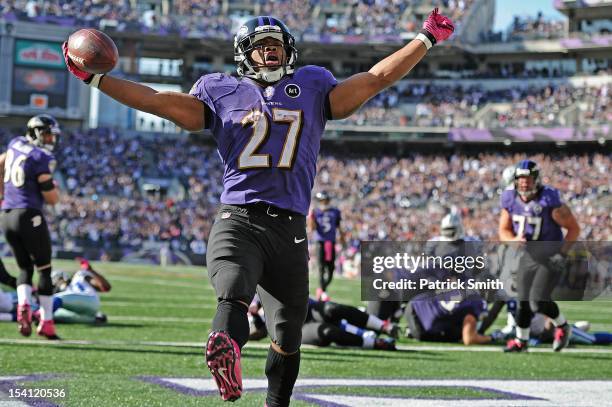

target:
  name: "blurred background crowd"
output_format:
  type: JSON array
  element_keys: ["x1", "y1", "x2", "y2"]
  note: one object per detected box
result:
[
  {"x1": 0, "y1": 0, "x2": 582, "y2": 42},
  {"x1": 0, "y1": 128, "x2": 608, "y2": 261}
]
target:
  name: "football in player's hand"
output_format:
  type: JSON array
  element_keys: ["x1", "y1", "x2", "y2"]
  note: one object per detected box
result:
[{"x1": 66, "y1": 29, "x2": 118, "y2": 74}]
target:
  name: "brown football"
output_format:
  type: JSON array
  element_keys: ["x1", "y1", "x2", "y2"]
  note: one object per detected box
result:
[{"x1": 67, "y1": 29, "x2": 118, "y2": 74}]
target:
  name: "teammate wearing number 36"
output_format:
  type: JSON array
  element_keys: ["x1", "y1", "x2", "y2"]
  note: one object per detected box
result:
[
  {"x1": 63, "y1": 10, "x2": 454, "y2": 406},
  {"x1": 0, "y1": 114, "x2": 61, "y2": 340},
  {"x1": 499, "y1": 159, "x2": 580, "y2": 353}
]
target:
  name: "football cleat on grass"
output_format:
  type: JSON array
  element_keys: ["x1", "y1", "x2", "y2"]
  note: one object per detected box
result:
[
  {"x1": 374, "y1": 337, "x2": 397, "y2": 351},
  {"x1": 316, "y1": 288, "x2": 330, "y2": 302},
  {"x1": 206, "y1": 331, "x2": 242, "y2": 402},
  {"x1": 504, "y1": 338, "x2": 528, "y2": 353},
  {"x1": 382, "y1": 320, "x2": 400, "y2": 339},
  {"x1": 37, "y1": 320, "x2": 60, "y2": 340},
  {"x1": 553, "y1": 323, "x2": 572, "y2": 352},
  {"x1": 17, "y1": 303, "x2": 32, "y2": 337},
  {"x1": 94, "y1": 311, "x2": 108, "y2": 324}
]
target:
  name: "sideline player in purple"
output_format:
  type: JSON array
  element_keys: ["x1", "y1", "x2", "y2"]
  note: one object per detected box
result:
[
  {"x1": 0, "y1": 114, "x2": 61, "y2": 340},
  {"x1": 499, "y1": 159, "x2": 580, "y2": 352},
  {"x1": 63, "y1": 11, "x2": 454, "y2": 405},
  {"x1": 308, "y1": 191, "x2": 343, "y2": 301}
]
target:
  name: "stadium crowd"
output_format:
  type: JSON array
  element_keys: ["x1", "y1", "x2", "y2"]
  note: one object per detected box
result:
[
  {"x1": 1, "y1": 128, "x2": 608, "y2": 258},
  {"x1": 0, "y1": 0, "x2": 473, "y2": 41},
  {"x1": 506, "y1": 12, "x2": 566, "y2": 41},
  {"x1": 337, "y1": 83, "x2": 611, "y2": 128},
  {"x1": 314, "y1": 152, "x2": 611, "y2": 245}
]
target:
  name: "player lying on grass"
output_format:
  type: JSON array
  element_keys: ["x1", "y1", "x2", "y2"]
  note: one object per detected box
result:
[
  {"x1": 405, "y1": 290, "x2": 503, "y2": 346},
  {"x1": 64, "y1": 10, "x2": 454, "y2": 405},
  {"x1": 49, "y1": 258, "x2": 111, "y2": 325},
  {"x1": 490, "y1": 300, "x2": 612, "y2": 346},
  {"x1": 0, "y1": 258, "x2": 110, "y2": 328},
  {"x1": 249, "y1": 295, "x2": 399, "y2": 350}
]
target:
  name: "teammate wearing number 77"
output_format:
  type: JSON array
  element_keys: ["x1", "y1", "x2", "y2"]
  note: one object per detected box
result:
[
  {"x1": 498, "y1": 159, "x2": 580, "y2": 353},
  {"x1": 63, "y1": 10, "x2": 454, "y2": 406},
  {"x1": 0, "y1": 114, "x2": 61, "y2": 340}
]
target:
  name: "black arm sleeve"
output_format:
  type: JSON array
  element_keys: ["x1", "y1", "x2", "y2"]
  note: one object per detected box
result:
[{"x1": 38, "y1": 178, "x2": 55, "y2": 191}]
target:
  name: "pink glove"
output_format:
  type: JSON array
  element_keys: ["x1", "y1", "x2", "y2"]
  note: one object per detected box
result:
[
  {"x1": 421, "y1": 8, "x2": 455, "y2": 45},
  {"x1": 62, "y1": 41, "x2": 93, "y2": 83}
]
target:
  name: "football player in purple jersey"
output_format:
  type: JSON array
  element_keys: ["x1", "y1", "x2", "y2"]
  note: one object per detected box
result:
[
  {"x1": 0, "y1": 114, "x2": 61, "y2": 340},
  {"x1": 63, "y1": 10, "x2": 454, "y2": 405},
  {"x1": 499, "y1": 160, "x2": 580, "y2": 353},
  {"x1": 308, "y1": 191, "x2": 344, "y2": 301},
  {"x1": 407, "y1": 291, "x2": 498, "y2": 346}
]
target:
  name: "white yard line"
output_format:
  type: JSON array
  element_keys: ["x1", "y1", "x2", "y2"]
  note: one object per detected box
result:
[{"x1": 1, "y1": 337, "x2": 611, "y2": 354}]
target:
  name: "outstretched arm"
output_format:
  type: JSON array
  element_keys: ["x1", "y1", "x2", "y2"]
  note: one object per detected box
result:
[
  {"x1": 462, "y1": 314, "x2": 493, "y2": 346},
  {"x1": 329, "y1": 9, "x2": 454, "y2": 119},
  {"x1": 63, "y1": 43, "x2": 205, "y2": 131},
  {"x1": 98, "y1": 76, "x2": 205, "y2": 131},
  {"x1": 85, "y1": 266, "x2": 112, "y2": 293}
]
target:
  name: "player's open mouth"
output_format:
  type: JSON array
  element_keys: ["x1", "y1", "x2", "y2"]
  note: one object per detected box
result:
[{"x1": 264, "y1": 54, "x2": 280, "y2": 66}]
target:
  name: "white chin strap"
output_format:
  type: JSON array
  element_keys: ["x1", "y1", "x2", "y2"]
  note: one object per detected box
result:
[
  {"x1": 249, "y1": 67, "x2": 286, "y2": 83},
  {"x1": 518, "y1": 189, "x2": 536, "y2": 199},
  {"x1": 238, "y1": 31, "x2": 295, "y2": 83}
]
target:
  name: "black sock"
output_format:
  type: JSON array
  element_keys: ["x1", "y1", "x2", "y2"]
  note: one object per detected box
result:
[
  {"x1": 212, "y1": 300, "x2": 249, "y2": 348},
  {"x1": 516, "y1": 301, "x2": 534, "y2": 329},
  {"x1": 533, "y1": 301, "x2": 560, "y2": 320},
  {"x1": 17, "y1": 267, "x2": 34, "y2": 287},
  {"x1": 265, "y1": 347, "x2": 300, "y2": 407},
  {"x1": 37, "y1": 267, "x2": 53, "y2": 296}
]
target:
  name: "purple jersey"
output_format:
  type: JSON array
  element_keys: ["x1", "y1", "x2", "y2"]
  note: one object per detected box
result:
[
  {"x1": 501, "y1": 186, "x2": 563, "y2": 241},
  {"x1": 311, "y1": 207, "x2": 341, "y2": 241},
  {"x1": 412, "y1": 291, "x2": 487, "y2": 334},
  {"x1": 189, "y1": 66, "x2": 337, "y2": 215},
  {"x1": 2, "y1": 137, "x2": 55, "y2": 211}
]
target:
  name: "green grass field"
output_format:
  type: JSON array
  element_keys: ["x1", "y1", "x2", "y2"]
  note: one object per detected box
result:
[{"x1": 1, "y1": 259, "x2": 611, "y2": 407}]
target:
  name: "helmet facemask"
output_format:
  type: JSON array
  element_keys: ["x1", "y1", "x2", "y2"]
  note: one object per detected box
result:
[
  {"x1": 235, "y1": 25, "x2": 298, "y2": 84},
  {"x1": 514, "y1": 160, "x2": 540, "y2": 200},
  {"x1": 26, "y1": 114, "x2": 61, "y2": 152},
  {"x1": 29, "y1": 127, "x2": 59, "y2": 152},
  {"x1": 515, "y1": 174, "x2": 538, "y2": 200},
  {"x1": 440, "y1": 213, "x2": 464, "y2": 241},
  {"x1": 514, "y1": 168, "x2": 540, "y2": 200}
]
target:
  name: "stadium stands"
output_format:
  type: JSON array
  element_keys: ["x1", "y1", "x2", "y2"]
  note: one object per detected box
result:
[
  {"x1": 0, "y1": 0, "x2": 475, "y2": 40},
  {"x1": 0, "y1": 1, "x2": 609, "y2": 264},
  {"x1": 1, "y1": 127, "x2": 608, "y2": 260},
  {"x1": 337, "y1": 82, "x2": 611, "y2": 128}
]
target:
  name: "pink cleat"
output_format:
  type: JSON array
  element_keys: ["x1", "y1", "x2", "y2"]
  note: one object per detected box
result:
[
  {"x1": 37, "y1": 320, "x2": 60, "y2": 340},
  {"x1": 553, "y1": 323, "x2": 571, "y2": 352},
  {"x1": 17, "y1": 304, "x2": 32, "y2": 337},
  {"x1": 504, "y1": 338, "x2": 528, "y2": 353},
  {"x1": 205, "y1": 331, "x2": 242, "y2": 401},
  {"x1": 316, "y1": 288, "x2": 330, "y2": 302}
]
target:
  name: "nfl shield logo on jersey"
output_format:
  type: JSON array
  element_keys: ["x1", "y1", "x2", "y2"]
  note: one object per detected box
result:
[{"x1": 264, "y1": 86, "x2": 275, "y2": 100}]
